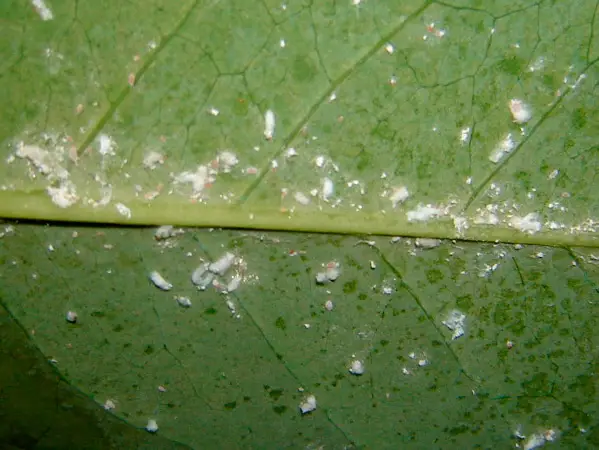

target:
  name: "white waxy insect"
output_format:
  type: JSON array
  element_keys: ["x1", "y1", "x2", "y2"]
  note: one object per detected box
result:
[
  {"x1": 285, "y1": 147, "x2": 298, "y2": 158},
  {"x1": 149, "y1": 270, "x2": 172, "y2": 291},
  {"x1": 175, "y1": 296, "x2": 192, "y2": 308},
  {"x1": 415, "y1": 238, "x2": 441, "y2": 249},
  {"x1": 370, "y1": 260, "x2": 376, "y2": 270},
  {"x1": 146, "y1": 419, "x2": 159, "y2": 433},
  {"x1": 226, "y1": 274, "x2": 242, "y2": 293},
  {"x1": 65, "y1": 311, "x2": 78, "y2": 323},
  {"x1": 315, "y1": 272, "x2": 330, "y2": 284},
  {"x1": 385, "y1": 43, "x2": 395, "y2": 54},
  {"x1": 154, "y1": 225, "x2": 183, "y2": 240},
  {"x1": 508, "y1": 99, "x2": 532, "y2": 124},
  {"x1": 321, "y1": 177, "x2": 334, "y2": 201},
  {"x1": 103, "y1": 399, "x2": 116, "y2": 410},
  {"x1": 217, "y1": 151, "x2": 238, "y2": 173},
  {"x1": 142, "y1": 151, "x2": 165, "y2": 170},
  {"x1": 299, "y1": 395, "x2": 317, "y2": 414},
  {"x1": 208, "y1": 107, "x2": 220, "y2": 116},
  {"x1": 264, "y1": 109, "x2": 275, "y2": 140},
  {"x1": 314, "y1": 155, "x2": 326, "y2": 168},
  {"x1": 325, "y1": 261, "x2": 340, "y2": 281},
  {"x1": 349, "y1": 360, "x2": 365, "y2": 375},
  {"x1": 191, "y1": 262, "x2": 210, "y2": 285},
  {"x1": 209, "y1": 252, "x2": 236, "y2": 276},
  {"x1": 294, "y1": 191, "x2": 310, "y2": 205},
  {"x1": 324, "y1": 300, "x2": 334, "y2": 311},
  {"x1": 115, "y1": 203, "x2": 131, "y2": 219},
  {"x1": 390, "y1": 186, "x2": 409, "y2": 208}
]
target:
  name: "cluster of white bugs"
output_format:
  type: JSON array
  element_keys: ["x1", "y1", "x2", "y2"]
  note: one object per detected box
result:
[
  {"x1": 315, "y1": 261, "x2": 340, "y2": 284},
  {"x1": 142, "y1": 151, "x2": 165, "y2": 170}
]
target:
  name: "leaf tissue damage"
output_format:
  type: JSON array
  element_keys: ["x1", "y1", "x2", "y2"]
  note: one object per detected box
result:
[
  {"x1": 0, "y1": 0, "x2": 597, "y2": 245},
  {"x1": 1, "y1": 0, "x2": 599, "y2": 448}
]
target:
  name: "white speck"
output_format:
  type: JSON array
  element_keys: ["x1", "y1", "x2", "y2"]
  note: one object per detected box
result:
[
  {"x1": 402, "y1": 367, "x2": 411, "y2": 375},
  {"x1": 349, "y1": 360, "x2": 365, "y2": 375},
  {"x1": 534, "y1": 252, "x2": 545, "y2": 259},
  {"x1": 143, "y1": 151, "x2": 165, "y2": 170},
  {"x1": 294, "y1": 191, "x2": 311, "y2": 205},
  {"x1": 98, "y1": 134, "x2": 116, "y2": 156},
  {"x1": 385, "y1": 43, "x2": 395, "y2": 54},
  {"x1": 47, "y1": 243, "x2": 55, "y2": 252},
  {"x1": 208, "y1": 107, "x2": 220, "y2": 116},
  {"x1": 321, "y1": 177, "x2": 334, "y2": 201},
  {"x1": 191, "y1": 262, "x2": 211, "y2": 286},
  {"x1": 31, "y1": 0, "x2": 53, "y2": 20},
  {"x1": 369, "y1": 260, "x2": 376, "y2": 270},
  {"x1": 489, "y1": 133, "x2": 516, "y2": 163},
  {"x1": 510, "y1": 213, "x2": 542, "y2": 234},
  {"x1": 115, "y1": 203, "x2": 131, "y2": 219},
  {"x1": 103, "y1": 399, "x2": 116, "y2": 411},
  {"x1": 548, "y1": 169, "x2": 559, "y2": 180},
  {"x1": 299, "y1": 395, "x2": 317, "y2": 414},
  {"x1": 309, "y1": 188, "x2": 319, "y2": 197},
  {"x1": 328, "y1": 92, "x2": 337, "y2": 102},
  {"x1": 509, "y1": 99, "x2": 532, "y2": 124},
  {"x1": 389, "y1": 186, "x2": 409, "y2": 208},
  {"x1": 352, "y1": 0, "x2": 361, "y2": 5},
  {"x1": 415, "y1": 238, "x2": 440, "y2": 249},
  {"x1": 389, "y1": 75, "x2": 397, "y2": 86},
  {"x1": 145, "y1": 419, "x2": 159, "y2": 433},
  {"x1": 324, "y1": 300, "x2": 334, "y2": 311},
  {"x1": 271, "y1": 159, "x2": 278, "y2": 170},
  {"x1": 466, "y1": 176, "x2": 473, "y2": 185},
  {"x1": 175, "y1": 296, "x2": 192, "y2": 308},
  {"x1": 314, "y1": 155, "x2": 326, "y2": 168},
  {"x1": 453, "y1": 216, "x2": 469, "y2": 234},
  {"x1": 407, "y1": 205, "x2": 442, "y2": 222},
  {"x1": 65, "y1": 311, "x2": 78, "y2": 323},
  {"x1": 285, "y1": 148, "x2": 297, "y2": 158},
  {"x1": 47, "y1": 181, "x2": 79, "y2": 208},
  {"x1": 264, "y1": 109, "x2": 275, "y2": 140},
  {"x1": 154, "y1": 225, "x2": 184, "y2": 240},
  {"x1": 149, "y1": 271, "x2": 172, "y2": 291},
  {"x1": 303, "y1": 323, "x2": 311, "y2": 329},
  {"x1": 382, "y1": 286, "x2": 393, "y2": 295},
  {"x1": 442, "y1": 310, "x2": 466, "y2": 340},
  {"x1": 209, "y1": 252, "x2": 236, "y2": 276},
  {"x1": 460, "y1": 127, "x2": 471, "y2": 144},
  {"x1": 217, "y1": 150, "x2": 238, "y2": 173}
]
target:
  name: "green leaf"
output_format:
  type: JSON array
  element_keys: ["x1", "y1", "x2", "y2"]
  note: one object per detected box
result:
[
  {"x1": 1, "y1": 0, "x2": 599, "y2": 448},
  {"x1": 1, "y1": 0, "x2": 598, "y2": 246},
  {"x1": 1, "y1": 225, "x2": 598, "y2": 448}
]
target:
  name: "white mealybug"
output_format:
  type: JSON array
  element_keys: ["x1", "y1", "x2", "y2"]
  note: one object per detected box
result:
[
  {"x1": 299, "y1": 395, "x2": 317, "y2": 414},
  {"x1": 149, "y1": 271, "x2": 172, "y2": 291},
  {"x1": 324, "y1": 300, "x2": 334, "y2": 311},
  {"x1": 415, "y1": 238, "x2": 441, "y2": 249},
  {"x1": 154, "y1": 225, "x2": 179, "y2": 240},
  {"x1": 145, "y1": 419, "x2": 159, "y2": 433},
  {"x1": 294, "y1": 191, "x2": 311, "y2": 205},
  {"x1": 508, "y1": 99, "x2": 532, "y2": 124},
  {"x1": 115, "y1": 203, "x2": 131, "y2": 219},
  {"x1": 321, "y1": 177, "x2": 334, "y2": 201},
  {"x1": 65, "y1": 311, "x2": 78, "y2": 323},
  {"x1": 209, "y1": 252, "x2": 236, "y2": 276},
  {"x1": 191, "y1": 262, "x2": 210, "y2": 284},
  {"x1": 264, "y1": 109, "x2": 275, "y2": 140},
  {"x1": 390, "y1": 186, "x2": 409, "y2": 208},
  {"x1": 226, "y1": 274, "x2": 242, "y2": 293},
  {"x1": 349, "y1": 360, "x2": 365, "y2": 375},
  {"x1": 175, "y1": 296, "x2": 192, "y2": 308}
]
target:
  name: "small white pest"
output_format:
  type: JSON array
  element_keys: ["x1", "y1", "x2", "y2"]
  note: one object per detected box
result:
[
  {"x1": 208, "y1": 107, "x2": 220, "y2": 116},
  {"x1": 324, "y1": 300, "x2": 334, "y2": 311},
  {"x1": 142, "y1": 151, "x2": 165, "y2": 170},
  {"x1": 264, "y1": 109, "x2": 275, "y2": 140},
  {"x1": 279, "y1": 38, "x2": 286, "y2": 48},
  {"x1": 314, "y1": 155, "x2": 326, "y2": 168},
  {"x1": 145, "y1": 419, "x2": 159, "y2": 433},
  {"x1": 349, "y1": 360, "x2": 365, "y2": 375},
  {"x1": 294, "y1": 191, "x2": 311, "y2": 205},
  {"x1": 321, "y1": 177, "x2": 334, "y2": 201},
  {"x1": 209, "y1": 252, "x2": 236, "y2": 276},
  {"x1": 191, "y1": 262, "x2": 211, "y2": 286},
  {"x1": 390, "y1": 186, "x2": 409, "y2": 208},
  {"x1": 299, "y1": 395, "x2": 317, "y2": 414},
  {"x1": 407, "y1": 205, "x2": 442, "y2": 222},
  {"x1": 508, "y1": 99, "x2": 532, "y2": 124},
  {"x1": 442, "y1": 310, "x2": 466, "y2": 340},
  {"x1": 175, "y1": 296, "x2": 192, "y2": 308},
  {"x1": 489, "y1": 133, "x2": 516, "y2": 163},
  {"x1": 65, "y1": 311, "x2": 78, "y2": 323},
  {"x1": 149, "y1": 271, "x2": 172, "y2": 291},
  {"x1": 226, "y1": 274, "x2": 242, "y2": 293},
  {"x1": 509, "y1": 212, "x2": 542, "y2": 234},
  {"x1": 217, "y1": 151, "x2": 238, "y2": 173},
  {"x1": 285, "y1": 147, "x2": 297, "y2": 158},
  {"x1": 415, "y1": 238, "x2": 441, "y2": 249},
  {"x1": 115, "y1": 203, "x2": 131, "y2": 219},
  {"x1": 103, "y1": 399, "x2": 116, "y2": 411},
  {"x1": 369, "y1": 260, "x2": 376, "y2": 270},
  {"x1": 385, "y1": 43, "x2": 395, "y2": 54}
]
